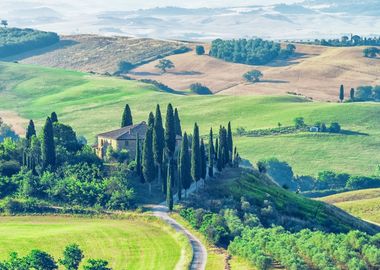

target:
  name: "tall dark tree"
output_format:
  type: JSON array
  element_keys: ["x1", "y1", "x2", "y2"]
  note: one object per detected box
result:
[
  {"x1": 165, "y1": 103, "x2": 176, "y2": 158},
  {"x1": 350, "y1": 88, "x2": 355, "y2": 101},
  {"x1": 180, "y1": 133, "x2": 191, "y2": 197},
  {"x1": 50, "y1": 112, "x2": 58, "y2": 123},
  {"x1": 227, "y1": 122, "x2": 233, "y2": 163},
  {"x1": 191, "y1": 123, "x2": 201, "y2": 188},
  {"x1": 153, "y1": 105, "x2": 165, "y2": 183},
  {"x1": 200, "y1": 138, "x2": 207, "y2": 181},
  {"x1": 217, "y1": 140, "x2": 223, "y2": 172},
  {"x1": 208, "y1": 128, "x2": 214, "y2": 178},
  {"x1": 42, "y1": 117, "x2": 56, "y2": 169},
  {"x1": 174, "y1": 108, "x2": 182, "y2": 136},
  {"x1": 59, "y1": 244, "x2": 84, "y2": 270},
  {"x1": 166, "y1": 160, "x2": 174, "y2": 211},
  {"x1": 135, "y1": 134, "x2": 142, "y2": 180},
  {"x1": 219, "y1": 126, "x2": 226, "y2": 168},
  {"x1": 26, "y1": 120, "x2": 36, "y2": 141},
  {"x1": 142, "y1": 127, "x2": 155, "y2": 193},
  {"x1": 121, "y1": 104, "x2": 133, "y2": 127},
  {"x1": 215, "y1": 137, "x2": 219, "y2": 162},
  {"x1": 148, "y1": 112, "x2": 155, "y2": 128},
  {"x1": 339, "y1": 85, "x2": 345, "y2": 103}
]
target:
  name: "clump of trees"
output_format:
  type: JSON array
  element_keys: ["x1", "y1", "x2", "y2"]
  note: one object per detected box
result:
[
  {"x1": 209, "y1": 38, "x2": 296, "y2": 65},
  {"x1": 155, "y1": 59, "x2": 175, "y2": 73},
  {"x1": 243, "y1": 70, "x2": 263, "y2": 83},
  {"x1": 303, "y1": 35, "x2": 380, "y2": 47},
  {"x1": 347, "y1": 85, "x2": 380, "y2": 102},
  {"x1": 190, "y1": 83, "x2": 212, "y2": 95},
  {"x1": 0, "y1": 28, "x2": 59, "y2": 57},
  {"x1": 363, "y1": 47, "x2": 379, "y2": 58},
  {"x1": 0, "y1": 244, "x2": 111, "y2": 270},
  {"x1": 195, "y1": 45, "x2": 205, "y2": 55}
]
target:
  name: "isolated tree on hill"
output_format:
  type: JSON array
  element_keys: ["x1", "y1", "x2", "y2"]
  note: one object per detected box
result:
[
  {"x1": 142, "y1": 127, "x2": 155, "y2": 193},
  {"x1": 180, "y1": 133, "x2": 191, "y2": 197},
  {"x1": 121, "y1": 104, "x2": 133, "y2": 127},
  {"x1": 243, "y1": 70, "x2": 263, "y2": 83},
  {"x1": 156, "y1": 59, "x2": 175, "y2": 73},
  {"x1": 26, "y1": 120, "x2": 36, "y2": 141},
  {"x1": 153, "y1": 104, "x2": 165, "y2": 183},
  {"x1": 135, "y1": 134, "x2": 142, "y2": 180},
  {"x1": 165, "y1": 104, "x2": 176, "y2": 158},
  {"x1": 196, "y1": 45, "x2": 205, "y2": 55},
  {"x1": 166, "y1": 160, "x2": 174, "y2": 211},
  {"x1": 174, "y1": 108, "x2": 182, "y2": 136},
  {"x1": 339, "y1": 85, "x2": 345, "y2": 102},
  {"x1": 208, "y1": 128, "x2": 214, "y2": 178},
  {"x1": 200, "y1": 139, "x2": 207, "y2": 181},
  {"x1": 1, "y1": 20, "x2": 8, "y2": 28},
  {"x1": 148, "y1": 112, "x2": 155, "y2": 127},
  {"x1": 191, "y1": 123, "x2": 201, "y2": 189},
  {"x1": 50, "y1": 112, "x2": 58, "y2": 123},
  {"x1": 350, "y1": 88, "x2": 355, "y2": 101},
  {"x1": 227, "y1": 122, "x2": 233, "y2": 163},
  {"x1": 59, "y1": 244, "x2": 84, "y2": 270},
  {"x1": 42, "y1": 117, "x2": 56, "y2": 169}
]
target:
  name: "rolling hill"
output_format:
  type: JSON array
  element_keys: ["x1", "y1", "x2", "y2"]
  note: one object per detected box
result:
[
  {"x1": 0, "y1": 61, "x2": 380, "y2": 177},
  {"x1": 319, "y1": 188, "x2": 380, "y2": 224}
]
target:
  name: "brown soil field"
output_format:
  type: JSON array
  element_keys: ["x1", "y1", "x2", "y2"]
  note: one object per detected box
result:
[
  {"x1": 0, "y1": 110, "x2": 27, "y2": 136},
  {"x1": 130, "y1": 43, "x2": 380, "y2": 101},
  {"x1": 3, "y1": 35, "x2": 186, "y2": 74}
]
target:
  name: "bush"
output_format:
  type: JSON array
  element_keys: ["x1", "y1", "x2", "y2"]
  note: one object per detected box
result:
[
  {"x1": 243, "y1": 70, "x2": 263, "y2": 83},
  {"x1": 190, "y1": 83, "x2": 212, "y2": 95},
  {"x1": 117, "y1": 61, "x2": 135, "y2": 73},
  {"x1": 329, "y1": 122, "x2": 341, "y2": 133},
  {"x1": 195, "y1": 45, "x2": 205, "y2": 55}
]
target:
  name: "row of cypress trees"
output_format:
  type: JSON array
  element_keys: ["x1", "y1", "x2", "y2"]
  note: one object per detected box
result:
[{"x1": 124, "y1": 103, "x2": 238, "y2": 210}]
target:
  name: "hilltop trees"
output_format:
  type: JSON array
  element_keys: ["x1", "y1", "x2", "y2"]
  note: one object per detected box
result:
[
  {"x1": 155, "y1": 59, "x2": 174, "y2": 73},
  {"x1": 26, "y1": 120, "x2": 36, "y2": 141},
  {"x1": 50, "y1": 112, "x2": 58, "y2": 123},
  {"x1": 121, "y1": 104, "x2": 133, "y2": 127},
  {"x1": 243, "y1": 70, "x2": 263, "y2": 83},
  {"x1": 41, "y1": 117, "x2": 56, "y2": 169}
]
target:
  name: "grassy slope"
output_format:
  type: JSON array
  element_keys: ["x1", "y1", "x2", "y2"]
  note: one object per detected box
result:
[
  {"x1": 0, "y1": 215, "x2": 186, "y2": 270},
  {"x1": 319, "y1": 188, "x2": 380, "y2": 224},
  {"x1": 1, "y1": 62, "x2": 380, "y2": 176}
]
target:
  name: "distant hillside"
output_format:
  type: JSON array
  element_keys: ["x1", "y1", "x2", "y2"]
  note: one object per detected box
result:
[
  {"x1": 2, "y1": 35, "x2": 188, "y2": 74},
  {"x1": 319, "y1": 188, "x2": 380, "y2": 224},
  {"x1": 0, "y1": 28, "x2": 59, "y2": 58}
]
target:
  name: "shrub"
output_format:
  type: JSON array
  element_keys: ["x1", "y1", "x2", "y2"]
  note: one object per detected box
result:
[
  {"x1": 117, "y1": 61, "x2": 135, "y2": 73},
  {"x1": 190, "y1": 83, "x2": 212, "y2": 95},
  {"x1": 195, "y1": 45, "x2": 205, "y2": 55},
  {"x1": 329, "y1": 122, "x2": 341, "y2": 133},
  {"x1": 243, "y1": 70, "x2": 263, "y2": 83}
]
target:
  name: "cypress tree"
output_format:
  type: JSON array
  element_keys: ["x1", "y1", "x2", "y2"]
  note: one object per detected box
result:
[
  {"x1": 41, "y1": 117, "x2": 56, "y2": 169},
  {"x1": 121, "y1": 104, "x2": 133, "y2": 127},
  {"x1": 177, "y1": 148, "x2": 182, "y2": 201},
  {"x1": 350, "y1": 88, "x2": 355, "y2": 101},
  {"x1": 339, "y1": 85, "x2": 345, "y2": 102},
  {"x1": 166, "y1": 160, "x2": 174, "y2": 211},
  {"x1": 50, "y1": 112, "x2": 58, "y2": 123},
  {"x1": 165, "y1": 103, "x2": 176, "y2": 158},
  {"x1": 180, "y1": 133, "x2": 191, "y2": 198},
  {"x1": 174, "y1": 108, "x2": 182, "y2": 136},
  {"x1": 227, "y1": 122, "x2": 233, "y2": 163},
  {"x1": 215, "y1": 137, "x2": 219, "y2": 162},
  {"x1": 26, "y1": 120, "x2": 36, "y2": 141},
  {"x1": 208, "y1": 128, "x2": 214, "y2": 178},
  {"x1": 191, "y1": 123, "x2": 201, "y2": 188},
  {"x1": 148, "y1": 112, "x2": 155, "y2": 127},
  {"x1": 142, "y1": 127, "x2": 155, "y2": 193},
  {"x1": 153, "y1": 104, "x2": 165, "y2": 183},
  {"x1": 217, "y1": 140, "x2": 223, "y2": 172},
  {"x1": 135, "y1": 134, "x2": 142, "y2": 179},
  {"x1": 200, "y1": 139, "x2": 207, "y2": 181}
]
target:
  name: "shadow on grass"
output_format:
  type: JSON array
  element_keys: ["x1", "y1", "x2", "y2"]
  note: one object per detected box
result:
[{"x1": 340, "y1": 130, "x2": 369, "y2": 136}]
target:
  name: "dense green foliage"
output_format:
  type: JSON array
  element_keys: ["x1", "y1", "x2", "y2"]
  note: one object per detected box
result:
[
  {"x1": 210, "y1": 38, "x2": 296, "y2": 65},
  {"x1": 302, "y1": 35, "x2": 380, "y2": 47},
  {"x1": 243, "y1": 70, "x2": 263, "y2": 83},
  {"x1": 0, "y1": 28, "x2": 59, "y2": 57},
  {"x1": 363, "y1": 47, "x2": 379, "y2": 58},
  {"x1": 189, "y1": 83, "x2": 212, "y2": 95},
  {"x1": 121, "y1": 104, "x2": 133, "y2": 127},
  {"x1": 349, "y1": 85, "x2": 380, "y2": 102}
]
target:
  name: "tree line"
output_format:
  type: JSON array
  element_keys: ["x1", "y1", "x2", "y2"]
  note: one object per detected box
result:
[
  {"x1": 0, "y1": 244, "x2": 111, "y2": 270},
  {"x1": 301, "y1": 35, "x2": 380, "y2": 47},
  {"x1": 125, "y1": 103, "x2": 239, "y2": 210},
  {"x1": 339, "y1": 84, "x2": 380, "y2": 102},
  {"x1": 209, "y1": 38, "x2": 296, "y2": 65},
  {"x1": 0, "y1": 28, "x2": 59, "y2": 58}
]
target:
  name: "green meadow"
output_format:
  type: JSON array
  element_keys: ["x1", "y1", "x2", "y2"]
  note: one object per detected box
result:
[
  {"x1": 1, "y1": 61, "x2": 380, "y2": 177},
  {"x1": 0, "y1": 216, "x2": 185, "y2": 269}
]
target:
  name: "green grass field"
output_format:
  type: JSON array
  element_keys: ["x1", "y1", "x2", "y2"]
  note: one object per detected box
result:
[
  {"x1": 319, "y1": 188, "x2": 380, "y2": 224},
  {"x1": 1, "y1": 61, "x2": 380, "y2": 176},
  {"x1": 0, "y1": 215, "x2": 186, "y2": 269}
]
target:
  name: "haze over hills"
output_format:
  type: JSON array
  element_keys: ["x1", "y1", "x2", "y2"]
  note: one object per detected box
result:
[{"x1": 1, "y1": 0, "x2": 380, "y2": 40}]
